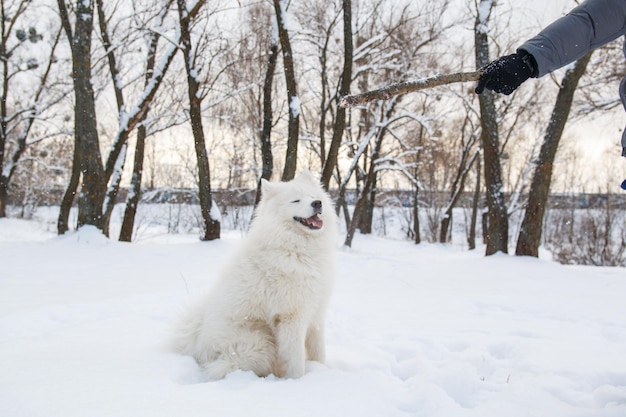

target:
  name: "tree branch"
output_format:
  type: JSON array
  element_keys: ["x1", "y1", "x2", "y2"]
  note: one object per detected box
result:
[
  {"x1": 56, "y1": 0, "x2": 74, "y2": 44},
  {"x1": 340, "y1": 71, "x2": 480, "y2": 108}
]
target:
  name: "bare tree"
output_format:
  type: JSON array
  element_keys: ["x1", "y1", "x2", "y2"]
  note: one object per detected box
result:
[
  {"x1": 467, "y1": 153, "x2": 482, "y2": 250},
  {"x1": 297, "y1": 0, "x2": 342, "y2": 175},
  {"x1": 255, "y1": 16, "x2": 279, "y2": 205},
  {"x1": 474, "y1": 0, "x2": 508, "y2": 255},
  {"x1": 273, "y1": 0, "x2": 300, "y2": 181},
  {"x1": 344, "y1": 100, "x2": 392, "y2": 247},
  {"x1": 516, "y1": 51, "x2": 593, "y2": 257},
  {"x1": 118, "y1": 3, "x2": 174, "y2": 242},
  {"x1": 57, "y1": 134, "x2": 80, "y2": 234},
  {"x1": 177, "y1": 0, "x2": 220, "y2": 241},
  {"x1": 439, "y1": 123, "x2": 480, "y2": 242},
  {"x1": 57, "y1": 0, "x2": 106, "y2": 232},
  {"x1": 355, "y1": 0, "x2": 454, "y2": 237},
  {"x1": 320, "y1": 0, "x2": 352, "y2": 189},
  {"x1": 98, "y1": 0, "x2": 184, "y2": 236},
  {"x1": 0, "y1": 0, "x2": 64, "y2": 218}
]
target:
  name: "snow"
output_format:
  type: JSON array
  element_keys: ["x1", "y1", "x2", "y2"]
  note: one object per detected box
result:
[
  {"x1": 277, "y1": 0, "x2": 297, "y2": 33},
  {"x1": 290, "y1": 95, "x2": 301, "y2": 118},
  {"x1": 210, "y1": 198, "x2": 222, "y2": 222},
  {"x1": 476, "y1": 0, "x2": 494, "y2": 35},
  {"x1": 1, "y1": 213, "x2": 626, "y2": 417},
  {"x1": 111, "y1": 142, "x2": 128, "y2": 182}
]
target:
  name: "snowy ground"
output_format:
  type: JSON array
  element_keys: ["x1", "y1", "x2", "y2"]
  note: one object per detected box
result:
[{"x1": 1, "y1": 212, "x2": 626, "y2": 417}]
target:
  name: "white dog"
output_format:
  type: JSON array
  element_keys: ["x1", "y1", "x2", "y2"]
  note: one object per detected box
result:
[{"x1": 172, "y1": 171, "x2": 337, "y2": 379}]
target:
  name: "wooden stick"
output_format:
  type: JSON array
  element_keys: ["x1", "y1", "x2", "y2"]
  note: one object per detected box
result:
[{"x1": 340, "y1": 71, "x2": 481, "y2": 108}]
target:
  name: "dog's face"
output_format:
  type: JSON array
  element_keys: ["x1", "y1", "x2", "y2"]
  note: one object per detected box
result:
[{"x1": 259, "y1": 171, "x2": 334, "y2": 235}]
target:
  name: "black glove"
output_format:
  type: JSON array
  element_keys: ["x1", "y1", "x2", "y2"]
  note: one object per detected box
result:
[{"x1": 475, "y1": 51, "x2": 537, "y2": 95}]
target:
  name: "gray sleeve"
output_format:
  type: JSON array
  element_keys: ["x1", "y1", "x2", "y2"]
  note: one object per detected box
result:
[{"x1": 518, "y1": 0, "x2": 626, "y2": 77}]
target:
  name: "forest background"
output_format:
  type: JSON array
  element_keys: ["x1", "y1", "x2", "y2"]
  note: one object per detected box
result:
[{"x1": 1, "y1": 0, "x2": 625, "y2": 264}]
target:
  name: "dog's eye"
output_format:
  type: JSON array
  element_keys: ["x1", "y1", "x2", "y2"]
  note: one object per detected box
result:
[{"x1": 291, "y1": 200, "x2": 300, "y2": 203}]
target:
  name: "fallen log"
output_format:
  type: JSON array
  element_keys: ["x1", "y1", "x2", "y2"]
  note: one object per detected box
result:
[{"x1": 340, "y1": 71, "x2": 481, "y2": 108}]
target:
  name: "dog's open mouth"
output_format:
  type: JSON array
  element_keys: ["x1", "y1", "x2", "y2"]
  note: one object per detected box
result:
[{"x1": 294, "y1": 214, "x2": 323, "y2": 230}]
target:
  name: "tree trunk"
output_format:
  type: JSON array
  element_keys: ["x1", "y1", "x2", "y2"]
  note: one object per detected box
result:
[
  {"x1": 118, "y1": 126, "x2": 147, "y2": 242},
  {"x1": 440, "y1": 150, "x2": 479, "y2": 243},
  {"x1": 467, "y1": 155, "x2": 482, "y2": 250},
  {"x1": 345, "y1": 121, "x2": 385, "y2": 247},
  {"x1": 54, "y1": 0, "x2": 76, "y2": 232},
  {"x1": 101, "y1": 137, "x2": 127, "y2": 236},
  {"x1": 178, "y1": 0, "x2": 219, "y2": 241},
  {"x1": 273, "y1": 0, "x2": 300, "y2": 181},
  {"x1": 357, "y1": 175, "x2": 375, "y2": 234},
  {"x1": 479, "y1": 102, "x2": 508, "y2": 255},
  {"x1": 515, "y1": 51, "x2": 593, "y2": 257},
  {"x1": 439, "y1": 215, "x2": 451, "y2": 243},
  {"x1": 344, "y1": 168, "x2": 374, "y2": 247},
  {"x1": 57, "y1": 141, "x2": 81, "y2": 234},
  {"x1": 335, "y1": 166, "x2": 351, "y2": 226},
  {"x1": 255, "y1": 42, "x2": 278, "y2": 205},
  {"x1": 411, "y1": 180, "x2": 421, "y2": 244},
  {"x1": 0, "y1": 177, "x2": 8, "y2": 218},
  {"x1": 475, "y1": 0, "x2": 508, "y2": 255},
  {"x1": 321, "y1": 0, "x2": 352, "y2": 190},
  {"x1": 70, "y1": 0, "x2": 106, "y2": 230},
  {"x1": 481, "y1": 211, "x2": 489, "y2": 244},
  {"x1": 0, "y1": 20, "x2": 7, "y2": 217},
  {"x1": 190, "y1": 102, "x2": 220, "y2": 241}
]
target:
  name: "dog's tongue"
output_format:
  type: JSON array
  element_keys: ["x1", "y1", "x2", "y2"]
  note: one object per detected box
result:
[{"x1": 307, "y1": 214, "x2": 323, "y2": 228}]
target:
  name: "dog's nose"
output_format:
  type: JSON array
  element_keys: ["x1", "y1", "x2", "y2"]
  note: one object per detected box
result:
[{"x1": 311, "y1": 200, "x2": 322, "y2": 212}]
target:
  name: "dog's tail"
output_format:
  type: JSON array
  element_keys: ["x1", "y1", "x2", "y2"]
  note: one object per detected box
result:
[
  {"x1": 200, "y1": 359, "x2": 238, "y2": 380},
  {"x1": 168, "y1": 302, "x2": 205, "y2": 355},
  {"x1": 200, "y1": 337, "x2": 277, "y2": 380}
]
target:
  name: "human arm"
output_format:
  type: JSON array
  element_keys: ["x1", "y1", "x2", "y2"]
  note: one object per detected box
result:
[
  {"x1": 476, "y1": 0, "x2": 626, "y2": 95},
  {"x1": 519, "y1": 0, "x2": 626, "y2": 77}
]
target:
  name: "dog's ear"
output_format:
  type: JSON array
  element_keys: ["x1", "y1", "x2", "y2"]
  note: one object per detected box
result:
[
  {"x1": 298, "y1": 169, "x2": 318, "y2": 184},
  {"x1": 260, "y1": 178, "x2": 279, "y2": 198}
]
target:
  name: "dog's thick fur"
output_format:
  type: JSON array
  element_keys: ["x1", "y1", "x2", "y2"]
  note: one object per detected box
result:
[{"x1": 172, "y1": 171, "x2": 337, "y2": 379}]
